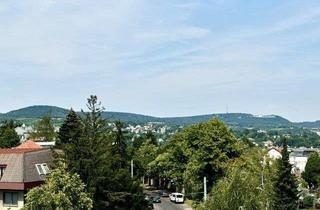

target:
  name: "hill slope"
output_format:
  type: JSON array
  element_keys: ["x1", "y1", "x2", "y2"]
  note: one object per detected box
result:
[
  {"x1": 2, "y1": 105, "x2": 69, "y2": 119},
  {"x1": 161, "y1": 113, "x2": 292, "y2": 127},
  {"x1": 0, "y1": 105, "x2": 316, "y2": 128},
  {"x1": 295, "y1": 121, "x2": 320, "y2": 128}
]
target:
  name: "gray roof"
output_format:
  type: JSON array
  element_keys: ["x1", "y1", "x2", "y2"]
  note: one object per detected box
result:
[{"x1": 0, "y1": 149, "x2": 53, "y2": 183}]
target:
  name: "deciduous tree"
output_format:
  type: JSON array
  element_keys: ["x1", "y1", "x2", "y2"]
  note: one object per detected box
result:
[
  {"x1": 199, "y1": 149, "x2": 275, "y2": 210},
  {"x1": 29, "y1": 115, "x2": 56, "y2": 141},
  {"x1": 23, "y1": 163, "x2": 93, "y2": 210}
]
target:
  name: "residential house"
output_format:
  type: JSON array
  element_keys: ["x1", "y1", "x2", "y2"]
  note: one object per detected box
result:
[
  {"x1": 289, "y1": 148, "x2": 318, "y2": 176},
  {"x1": 0, "y1": 140, "x2": 53, "y2": 209},
  {"x1": 267, "y1": 147, "x2": 282, "y2": 160},
  {"x1": 15, "y1": 125, "x2": 33, "y2": 142},
  {"x1": 268, "y1": 146, "x2": 318, "y2": 176}
]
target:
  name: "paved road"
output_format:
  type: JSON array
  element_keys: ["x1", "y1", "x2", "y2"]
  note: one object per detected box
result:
[
  {"x1": 154, "y1": 197, "x2": 190, "y2": 210},
  {"x1": 145, "y1": 187, "x2": 193, "y2": 210}
]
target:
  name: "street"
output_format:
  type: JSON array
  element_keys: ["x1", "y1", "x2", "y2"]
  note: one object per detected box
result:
[{"x1": 154, "y1": 197, "x2": 192, "y2": 210}]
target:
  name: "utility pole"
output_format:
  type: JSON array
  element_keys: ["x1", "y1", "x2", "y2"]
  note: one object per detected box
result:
[
  {"x1": 204, "y1": 176, "x2": 207, "y2": 201},
  {"x1": 131, "y1": 159, "x2": 134, "y2": 179}
]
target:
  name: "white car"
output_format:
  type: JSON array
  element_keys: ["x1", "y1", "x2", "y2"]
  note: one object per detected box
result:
[{"x1": 169, "y1": 193, "x2": 184, "y2": 203}]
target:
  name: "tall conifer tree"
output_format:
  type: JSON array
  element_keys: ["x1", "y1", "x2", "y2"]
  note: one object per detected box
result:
[
  {"x1": 0, "y1": 120, "x2": 20, "y2": 148},
  {"x1": 273, "y1": 138, "x2": 298, "y2": 210},
  {"x1": 57, "y1": 109, "x2": 82, "y2": 147},
  {"x1": 59, "y1": 96, "x2": 148, "y2": 210},
  {"x1": 302, "y1": 152, "x2": 320, "y2": 188}
]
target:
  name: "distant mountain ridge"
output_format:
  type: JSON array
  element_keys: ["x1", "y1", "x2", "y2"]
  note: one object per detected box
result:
[
  {"x1": 0, "y1": 105, "x2": 319, "y2": 128},
  {"x1": 3, "y1": 105, "x2": 68, "y2": 118}
]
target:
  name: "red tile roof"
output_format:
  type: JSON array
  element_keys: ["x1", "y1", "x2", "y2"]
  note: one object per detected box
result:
[
  {"x1": 15, "y1": 140, "x2": 43, "y2": 149},
  {"x1": 0, "y1": 140, "x2": 44, "y2": 154}
]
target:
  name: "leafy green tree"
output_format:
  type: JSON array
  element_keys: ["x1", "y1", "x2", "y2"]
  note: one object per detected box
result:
[
  {"x1": 152, "y1": 119, "x2": 243, "y2": 199},
  {"x1": 302, "y1": 152, "x2": 320, "y2": 189},
  {"x1": 56, "y1": 109, "x2": 82, "y2": 147},
  {"x1": 29, "y1": 115, "x2": 56, "y2": 141},
  {"x1": 134, "y1": 139, "x2": 159, "y2": 180},
  {"x1": 145, "y1": 131, "x2": 158, "y2": 146},
  {"x1": 132, "y1": 131, "x2": 157, "y2": 149},
  {"x1": 0, "y1": 120, "x2": 20, "y2": 148},
  {"x1": 183, "y1": 119, "x2": 242, "y2": 199},
  {"x1": 273, "y1": 138, "x2": 299, "y2": 210},
  {"x1": 199, "y1": 149, "x2": 276, "y2": 210},
  {"x1": 23, "y1": 163, "x2": 93, "y2": 210}
]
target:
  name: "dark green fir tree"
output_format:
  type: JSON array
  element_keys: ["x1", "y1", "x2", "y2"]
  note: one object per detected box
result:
[
  {"x1": 273, "y1": 138, "x2": 299, "y2": 210},
  {"x1": 302, "y1": 152, "x2": 320, "y2": 189},
  {"x1": 56, "y1": 109, "x2": 82, "y2": 147},
  {"x1": 112, "y1": 121, "x2": 128, "y2": 169},
  {"x1": 0, "y1": 120, "x2": 20, "y2": 148}
]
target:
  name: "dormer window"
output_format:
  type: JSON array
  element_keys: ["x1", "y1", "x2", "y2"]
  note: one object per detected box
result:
[
  {"x1": 35, "y1": 163, "x2": 50, "y2": 175},
  {"x1": 0, "y1": 164, "x2": 6, "y2": 179}
]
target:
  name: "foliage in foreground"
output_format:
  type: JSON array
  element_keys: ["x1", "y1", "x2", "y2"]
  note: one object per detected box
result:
[
  {"x1": 23, "y1": 163, "x2": 93, "y2": 210},
  {"x1": 198, "y1": 149, "x2": 276, "y2": 210}
]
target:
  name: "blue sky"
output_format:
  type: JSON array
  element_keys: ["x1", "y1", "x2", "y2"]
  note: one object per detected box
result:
[{"x1": 1, "y1": 0, "x2": 320, "y2": 122}]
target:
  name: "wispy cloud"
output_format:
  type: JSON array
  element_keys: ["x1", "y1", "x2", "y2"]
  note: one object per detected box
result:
[{"x1": 0, "y1": 0, "x2": 320, "y2": 121}]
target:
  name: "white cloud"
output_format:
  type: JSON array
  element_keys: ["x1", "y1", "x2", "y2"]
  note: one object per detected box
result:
[{"x1": 0, "y1": 0, "x2": 320, "y2": 121}]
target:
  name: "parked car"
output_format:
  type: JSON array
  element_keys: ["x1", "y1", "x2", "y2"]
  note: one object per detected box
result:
[
  {"x1": 153, "y1": 195, "x2": 161, "y2": 203},
  {"x1": 169, "y1": 193, "x2": 184, "y2": 203},
  {"x1": 159, "y1": 190, "x2": 169, "y2": 197}
]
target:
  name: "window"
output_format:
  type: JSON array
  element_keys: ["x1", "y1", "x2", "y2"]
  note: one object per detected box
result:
[
  {"x1": 42, "y1": 163, "x2": 50, "y2": 174},
  {"x1": 0, "y1": 165, "x2": 6, "y2": 179},
  {"x1": 3, "y1": 192, "x2": 18, "y2": 206},
  {"x1": 35, "y1": 163, "x2": 50, "y2": 175}
]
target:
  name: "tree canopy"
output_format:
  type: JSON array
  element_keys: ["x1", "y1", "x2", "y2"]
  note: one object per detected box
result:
[
  {"x1": 150, "y1": 119, "x2": 243, "y2": 200},
  {"x1": 302, "y1": 152, "x2": 320, "y2": 189},
  {"x1": 199, "y1": 148, "x2": 276, "y2": 210},
  {"x1": 29, "y1": 115, "x2": 56, "y2": 141},
  {"x1": 23, "y1": 163, "x2": 93, "y2": 210}
]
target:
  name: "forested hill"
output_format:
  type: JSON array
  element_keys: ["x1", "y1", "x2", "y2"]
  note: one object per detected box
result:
[
  {"x1": 295, "y1": 121, "x2": 320, "y2": 128},
  {"x1": 2, "y1": 105, "x2": 69, "y2": 118},
  {"x1": 0, "y1": 105, "x2": 318, "y2": 128}
]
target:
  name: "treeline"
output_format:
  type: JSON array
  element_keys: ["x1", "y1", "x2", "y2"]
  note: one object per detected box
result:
[{"x1": 234, "y1": 127, "x2": 320, "y2": 147}]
